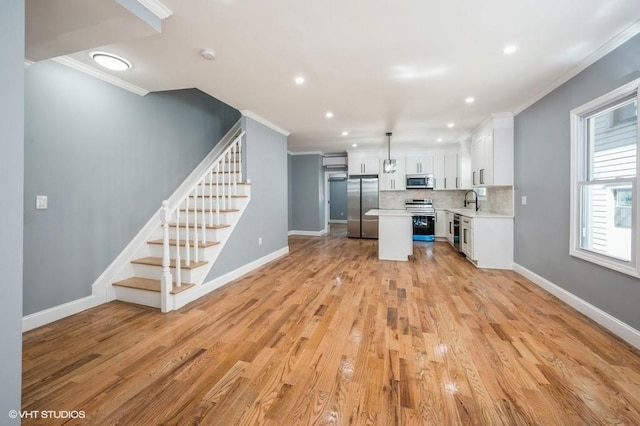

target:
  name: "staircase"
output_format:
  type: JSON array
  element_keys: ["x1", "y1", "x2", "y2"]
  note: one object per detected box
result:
[{"x1": 111, "y1": 123, "x2": 250, "y2": 312}]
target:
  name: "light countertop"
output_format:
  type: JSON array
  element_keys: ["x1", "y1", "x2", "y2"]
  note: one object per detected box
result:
[
  {"x1": 445, "y1": 208, "x2": 513, "y2": 218},
  {"x1": 365, "y1": 209, "x2": 413, "y2": 217}
]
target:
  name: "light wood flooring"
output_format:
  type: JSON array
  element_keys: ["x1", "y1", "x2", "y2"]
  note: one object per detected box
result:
[{"x1": 22, "y1": 224, "x2": 640, "y2": 425}]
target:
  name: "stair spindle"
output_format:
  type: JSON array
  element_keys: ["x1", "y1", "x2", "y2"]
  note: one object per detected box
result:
[
  {"x1": 201, "y1": 178, "x2": 207, "y2": 244},
  {"x1": 176, "y1": 206, "x2": 182, "y2": 287},
  {"x1": 193, "y1": 185, "x2": 199, "y2": 263},
  {"x1": 185, "y1": 196, "x2": 191, "y2": 266},
  {"x1": 160, "y1": 201, "x2": 172, "y2": 313}
]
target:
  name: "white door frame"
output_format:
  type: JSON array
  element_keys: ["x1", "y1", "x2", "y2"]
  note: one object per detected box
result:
[{"x1": 324, "y1": 171, "x2": 348, "y2": 234}]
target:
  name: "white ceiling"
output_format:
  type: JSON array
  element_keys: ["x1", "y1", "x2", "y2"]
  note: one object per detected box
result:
[{"x1": 25, "y1": 0, "x2": 640, "y2": 153}]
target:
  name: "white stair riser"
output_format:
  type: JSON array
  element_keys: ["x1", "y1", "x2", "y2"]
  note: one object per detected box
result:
[
  {"x1": 147, "y1": 244, "x2": 221, "y2": 259},
  {"x1": 185, "y1": 198, "x2": 242, "y2": 211},
  {"x1": 114, "y1": 286, "x2": 161, "y2": 309},
  {"x1": 203, "y1": 174, "x2": 243, "y2": 184},
  {"x1": 131, "y1": 263, "x2": 206, "y2": 282}
]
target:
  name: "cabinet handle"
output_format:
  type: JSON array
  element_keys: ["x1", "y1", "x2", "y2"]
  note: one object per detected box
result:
[
  {"x1": 456, "y1": 177, "x2": 459, "y2": 189},
  {"x1": 472, "y1": 171, "x2": 476, "y2": 185},
  {"x1": 444, "y1": 178, "x2": 447, "y2": 188},
  {"x1": 480, "y1": 169, "x2": 484, "y2": 184},
  {"x1": 463, "y1": 229, "x2": 467, "y2": 244},
  {"x1": 449, "y1": 222, "x2": 452, "y2": 233}
]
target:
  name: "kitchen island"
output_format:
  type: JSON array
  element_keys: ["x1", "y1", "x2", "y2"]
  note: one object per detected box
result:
[{"x1": 365, "y1": 209, "x2": 413, "y2": 261}]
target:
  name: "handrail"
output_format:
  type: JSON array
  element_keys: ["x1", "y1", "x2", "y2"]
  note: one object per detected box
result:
[{"x1": 160, "y1": 128, "x2": 245, "y2": 312}]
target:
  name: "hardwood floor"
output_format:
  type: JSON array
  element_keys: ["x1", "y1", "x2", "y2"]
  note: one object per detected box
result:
[{"x1": 23, "y1": 225, "x2": 640, "y2": 425}]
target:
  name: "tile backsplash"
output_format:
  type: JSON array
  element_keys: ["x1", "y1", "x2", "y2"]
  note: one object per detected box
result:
[{"x1": 379, "y1": 186, "x2": 513, "y2": 215}]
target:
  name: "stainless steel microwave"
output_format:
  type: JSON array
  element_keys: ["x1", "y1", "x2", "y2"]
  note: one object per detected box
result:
[{"x1": 406, "y1": 174, "x2": 434, "y2": 189}]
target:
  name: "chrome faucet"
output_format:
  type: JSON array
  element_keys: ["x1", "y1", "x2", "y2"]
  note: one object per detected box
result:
[{"x1": 464, "y1": 190, "x2": 479, "y2": 212}]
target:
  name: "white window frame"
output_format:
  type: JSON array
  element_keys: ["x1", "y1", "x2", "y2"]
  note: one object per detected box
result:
[{"x1": 569, "y1": 78, "x2": 640, "y2": 278}]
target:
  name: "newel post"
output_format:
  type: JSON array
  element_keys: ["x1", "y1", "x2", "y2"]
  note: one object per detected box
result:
[{"x1": 161, "y1": 200, "x2": 173, "y2": 313}]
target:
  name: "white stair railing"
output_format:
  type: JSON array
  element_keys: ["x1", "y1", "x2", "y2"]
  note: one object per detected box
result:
[{"x1": 160, "y1": 130, "x2": 245, "y2": 312}]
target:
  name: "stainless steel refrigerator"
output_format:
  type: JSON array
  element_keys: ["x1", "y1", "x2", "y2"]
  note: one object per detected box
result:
[{"x1": 347, "y1": 176, "x2": 379, "y2": 239}]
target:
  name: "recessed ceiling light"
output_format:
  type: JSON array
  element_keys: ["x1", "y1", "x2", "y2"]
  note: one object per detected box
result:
[
  {"x1": 325, "y1": 112, "x2": 334, "y2": 118},
  {"x1": 352, "y1": 143, "x2": 358, "y2": 147},
  {"x1": 91, "y1": 52, "x2": 131, "y2": 71},
  {"x1": 465, "y1": 97, "x2": 475, "y2": 104},
  {"x1": 503, "y1": 45, "x2": 518, "y2": 55},
  {"x1": 437, "y1": 138, "x2": 443, "y2": 142},
  {"x1": 341, "y1": 131, "x2": 349, "y2": 136},
  {"x1": 447, "y1": 122, "x2": 455, "y2": 128},
  {"x1": 294, "y1": 76, "x2": 305, "y2": 85}
]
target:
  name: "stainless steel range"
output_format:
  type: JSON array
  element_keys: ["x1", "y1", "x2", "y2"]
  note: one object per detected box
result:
[{"x1": 405, "y1": 199, "x2": 435, "y2": 242}]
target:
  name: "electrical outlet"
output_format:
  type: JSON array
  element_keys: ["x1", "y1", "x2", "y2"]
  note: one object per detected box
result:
[
  {"x1": 36, "y1": 195, "x2": 48, "y2": 210},
  {"x1": 258, "y1": 237, "x2": 263, "y2": 246},
  {"x1": 521, "y1": 196, "x2": 527, "y2": 205}
]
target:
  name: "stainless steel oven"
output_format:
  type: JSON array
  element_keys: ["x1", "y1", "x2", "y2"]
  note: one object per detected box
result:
[{"x1": 405, "y1": 199, "x2": 435, "y2": 242}]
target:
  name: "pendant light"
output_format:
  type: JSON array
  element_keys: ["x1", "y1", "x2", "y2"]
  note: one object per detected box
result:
[{"x1": 383, "y1": 132, "x2": 397, "y2": 173}]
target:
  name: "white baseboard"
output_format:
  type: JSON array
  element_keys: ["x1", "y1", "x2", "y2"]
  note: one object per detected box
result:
[
  {"x1": 23, "y1": 295, "x2": 101, "y2": 332},
  {"x1": 329, "y1": 220, "x2": 347, "y2": 224},
  {"x1": 513, "y1": 262, "x2": 640, "y2": 349},
  {"x1": 174, "y1": 246, "x2": 289, "y2": 309},
  {"x1": 287, "y1": 229, "x2": 328, "y2": 237}
]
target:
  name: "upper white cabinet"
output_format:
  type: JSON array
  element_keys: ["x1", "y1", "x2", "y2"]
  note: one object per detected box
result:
[
  {"x1": 379, "y1": 158, "x2": 406, "y2": 191},
  {"x1": 405, "y1": 156, "x2": 433, "y2": 175},
  {"x1": 471, "y1": 113, "x2": 513, "y2": 187},
  {"x1": 433, "y1": 143, "x2": 471, "y2": 190},
  {"x1": 348, "y1": 156, "x2": 379, "y2": 175}
]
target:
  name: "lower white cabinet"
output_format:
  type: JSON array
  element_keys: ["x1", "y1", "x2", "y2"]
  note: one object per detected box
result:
[
  {"x1": 459, "y1": 215, "x2": 513, "y2": 269},
  {"x1": 445, "y1": 211, "x2": 455, "y2": 246},
  {"x1": 435, "y1": 209, "x2": 446, "y2": 238},
  {"x1": 460, "y1": 216, "x2": 473, "y2": 258}
]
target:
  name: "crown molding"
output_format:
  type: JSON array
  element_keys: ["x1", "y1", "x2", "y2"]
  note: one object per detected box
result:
[
  {"x1": 52, "y1": 56, "x2": 149, "y2": 96},
  {"x1": 136, "y1": 0, "x2": 173, "y2": 20},
  {"x1": 241, "y1": 110, "x2": 290, "y2": 136},
  {"x1": 287, "y1": 150, "x2": 324, "y2": 156},
  {"x1": 514, "y1": 19, "x2": 640, "y2": 115}
]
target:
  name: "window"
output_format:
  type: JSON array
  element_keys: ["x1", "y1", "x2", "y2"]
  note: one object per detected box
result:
[{"x1": 570, "y1": 79, "x2": 639, "y2": 277}]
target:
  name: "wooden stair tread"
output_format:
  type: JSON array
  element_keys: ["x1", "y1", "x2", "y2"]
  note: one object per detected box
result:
[
  {"x1": 113, "y1": 277, "x2": 195, "y2": 294},
  {"x1": 201, "y1": 182, "x2": 251, "y2": 186},
  {"x1": 178, "y1": 208, "x2": 239, "y2": 213},
  {"x1": 189, "y1": 194, "x2": 248, "y2": 198},
  {"x1": 131, "y1": 257, "x2": 208, "y2": 269},
  {"x1": 148, "y1": 239, "x2": 220, "y2": 248},
  {"x1": 168, "y1": 222, "x2": 230, "y2": 229}
]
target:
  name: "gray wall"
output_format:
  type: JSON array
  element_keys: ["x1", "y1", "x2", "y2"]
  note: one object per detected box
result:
[
  {"x1": 290, "y1": 154, "x2": 325, "y2": 232},
  {"x1": 0, "y1": 1, "x2": 24, "y2": 420},
  {"x1": 24, "y1": 60, "x2": 239, "y2": 315},
  {"x1": 288, "y1": 154, "x2": 293, "y2": 231},
  {"x1": 329, "y1": 178, "x2": 348, "y2": 221},
  {"x1": 514, "y1": 34, "x2": 640, "y2": 329},
  {"x1": 207, "y1": 116, "x2": 289, "y2": 278}
]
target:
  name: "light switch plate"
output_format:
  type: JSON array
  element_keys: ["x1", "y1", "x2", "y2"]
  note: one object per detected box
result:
[
  {"x1": 36, "y1": 195, "x2": 48, "y2": 210},
  {"x1": 521, "y1": 196, "x2": 527, "y2": 206}
]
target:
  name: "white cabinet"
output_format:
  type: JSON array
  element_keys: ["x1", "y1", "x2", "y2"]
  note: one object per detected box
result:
[
  {"x1": 435, "y1": 209, "x2": 446, "y2": 238},
  {"x1": 379, "y1": 158, "x2": 406, "y2": 191},
  {"x1": 406, "y1": 156, "x2": 433, "y2": 175},
  {"x1": 459, "y1": 215, "x2": 513, "y2": 269},
  {"x1": 434, "y1": 153, "x2": 465, "y2": 190},
  {"x1": 471, "y1": 113, "x2": 513, "y2": 187},
  {"x1": 460, "y1": 216, "x2": 473, "y2": 258},
  {"x1": 445, "y1": 211, "x2": 455, "y2": 246},
  {"x1": 348, "y1": 157, "x2": 379, "y2": 175}
]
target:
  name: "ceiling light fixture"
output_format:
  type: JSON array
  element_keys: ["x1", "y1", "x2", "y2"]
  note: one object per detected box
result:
[
  {"x1": 503, "y1": 45, "x2": 518, "y2": 55},
  {"x1": 325, "y1": 111, "x2": 334, "y2": 118},
  {"x1": 341, "y1": 131, "x2": 349, "y2": 136},
  {"x1": 90, "y1": 52, "x2": 131, "y2": 71},
  {"x1": 437, "y1": 138, "x2": 443, "y2": 142},
  {"x1": 294, "y1": 76, "x2": 305, "y2": 85},
  {"x1": 465, "y1": 97, "x2": 475, "y2": 103},
  {"x1": 352, "y1": 143, "x2": 358, "y2": 148},
  {"x1": 447, "y1": 122, "x2": 455, "y2": 128},
  {"x1": 200, "y1": 48, "x2": 217, "y2": 60},
  {"x1": 383, "y1": 132, "x2": 397, "y2": 173}
]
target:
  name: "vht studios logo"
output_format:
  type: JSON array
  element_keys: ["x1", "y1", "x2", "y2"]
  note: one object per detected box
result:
[{"x1": 8, "y1": 410, "x2": 86, "y2": 419}]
